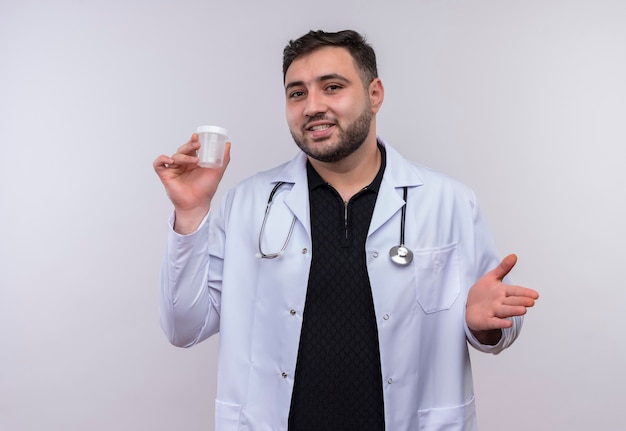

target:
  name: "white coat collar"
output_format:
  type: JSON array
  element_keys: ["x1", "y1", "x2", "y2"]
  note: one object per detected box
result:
[
  {"x1": 263, "y1": 137, "x2": 426, "y2": 235},
  {"x1": 268, "y1": 137, "x2": 425, "y2": 187}
]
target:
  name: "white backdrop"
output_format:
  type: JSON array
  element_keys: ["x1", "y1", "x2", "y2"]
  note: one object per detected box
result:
[{"x1": 1, "y1": 1, "x2": 625, "y2": 430}]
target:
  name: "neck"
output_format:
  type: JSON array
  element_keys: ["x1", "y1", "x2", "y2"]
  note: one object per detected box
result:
[{"x1": 308, "y1": 136, "x2": 381, "y2": 202}]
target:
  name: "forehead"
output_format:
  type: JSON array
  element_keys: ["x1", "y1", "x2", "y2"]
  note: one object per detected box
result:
[{"x1": 284, "y1": 46, "x2": 360, "y2": 84}]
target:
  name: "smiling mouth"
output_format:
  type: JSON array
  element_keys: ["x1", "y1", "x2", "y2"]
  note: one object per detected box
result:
[{"x1": 307, "y1": 124, "x2": 332, "y2": 131}]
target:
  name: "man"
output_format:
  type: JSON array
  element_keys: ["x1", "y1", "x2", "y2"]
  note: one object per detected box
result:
[{"x1": 153, "y1": 29, "x2": 538, "y2": 431}]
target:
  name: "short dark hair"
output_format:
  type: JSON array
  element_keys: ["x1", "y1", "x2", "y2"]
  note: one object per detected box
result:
[{"x1": 282, "y1": 29, "x2": 378, "y2": 86}]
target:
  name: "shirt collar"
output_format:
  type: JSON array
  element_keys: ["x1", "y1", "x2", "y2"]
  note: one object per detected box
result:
[{"x1": 306, "y1": 141, "x2": 387, "y2": 193}]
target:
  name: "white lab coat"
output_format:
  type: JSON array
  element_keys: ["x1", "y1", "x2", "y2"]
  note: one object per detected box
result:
[{"x1": 160, "y1": 139, "x2": 522, "y2": 431}]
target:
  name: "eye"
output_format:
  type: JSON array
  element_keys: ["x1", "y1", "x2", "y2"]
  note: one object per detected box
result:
[
  {"x1": 289, "y1": 90, "x2": 305, "y2": 99},
  {"x1": 326, "y1": 84, "x2": 342, "y2": 92}
]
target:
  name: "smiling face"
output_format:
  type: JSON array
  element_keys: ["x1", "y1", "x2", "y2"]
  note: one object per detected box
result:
[{"x1": 284, "y1": 47, "x2": 383, "y2": 164}]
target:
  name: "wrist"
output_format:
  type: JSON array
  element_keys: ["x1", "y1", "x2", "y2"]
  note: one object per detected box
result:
[{"x1": 173, "y1": 206, "x2": 210, "y2": 235}]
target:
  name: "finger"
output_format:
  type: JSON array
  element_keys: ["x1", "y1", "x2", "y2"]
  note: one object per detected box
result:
[
  {"x1": 505, "y1": 285, "x2": 539, "y2": 300},
  {"x1": 481, "y1": 317, "x2": 514, "y2": 330},
  {"x1": 223, "y1": 141, "x2": 232, "y2": 166},
  {"x1": 209, "y1": 141, "x2": 232, "y2": 173},
  {"x1": 502, "y1": 296, "x2": 537, "y2": 308},
  {"x1": 171, "y1": 152, "x2": 199, "y2": 166},
  {"x1": 495, "y1": 304, "x2": 529, "y2": 319},
  {"x1": 153, "y1": 154, "x2": 175, "y2": 172},
  {"x1": 213, "y1": 141, "x2": 232, "y2": 173},
  {"x1": 176, "y1": 137, "x2": 201, "y2": 155},
  {"x1": 490, "y1": 254, "x2": 518, "y2": 281}
]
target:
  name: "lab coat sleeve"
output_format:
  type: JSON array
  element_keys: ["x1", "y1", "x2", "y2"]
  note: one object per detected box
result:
[
  {"x1": 464, "y1": 316, "x2": 522, "y2": 355},
  {"x1": 463, "y1": 192, "x2": 523, "y2": 355},
  {"x1": 159, "y1": 210, "x2": 224, "y2": 348}
]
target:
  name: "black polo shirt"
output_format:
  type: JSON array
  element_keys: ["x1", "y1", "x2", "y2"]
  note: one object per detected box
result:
[{"x1": 288, "y1": 144, "x2": 387, "y2": 431}]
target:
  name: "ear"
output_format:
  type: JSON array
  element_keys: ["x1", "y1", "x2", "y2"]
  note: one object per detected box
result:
[{"x1": 368, "y1": 77, "x2": 384, "y2": 114}]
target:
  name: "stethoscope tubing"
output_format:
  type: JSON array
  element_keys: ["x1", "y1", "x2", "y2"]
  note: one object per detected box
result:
[
  {"x1": 258, "y1": 182, "x2": 413, "y2": 265},
  {"x1": 258, "y1": 182, "x2": 296, "y2": 259}
]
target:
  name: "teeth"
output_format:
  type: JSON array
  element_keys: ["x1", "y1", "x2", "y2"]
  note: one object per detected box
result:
[{"x1": 309, "y1": 124, "x2": 331, "y2": 131}]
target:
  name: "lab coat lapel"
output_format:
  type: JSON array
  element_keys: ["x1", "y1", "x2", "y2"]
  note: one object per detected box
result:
[
  {"x1": 369, "y1": 179, "x2": 405, "y2": 235},
  {"x1": 272, "y1": 152, "x2": 311, "y2": 237},
  {"x1": 369, "y1": 140, "x2": 424, "y2": 235},
  {"x1": 267, "y1": 142, "x2": 424, "y2": 238}
]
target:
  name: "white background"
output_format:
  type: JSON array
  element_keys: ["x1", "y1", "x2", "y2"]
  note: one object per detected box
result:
[{"x1": 1, "y1": 0, "x2": 625, "y2": 430}]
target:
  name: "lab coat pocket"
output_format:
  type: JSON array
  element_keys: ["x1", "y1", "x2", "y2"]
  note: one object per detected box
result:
[
  {"x1": 417, "y1": 396, "x2": 476, "y2": 430},
  {"x1": 215, "y1": 399, "x2": 243, "y2": 430},
  {"x1": 413, "y1": 243, "x2": 461, "y2": 314}
]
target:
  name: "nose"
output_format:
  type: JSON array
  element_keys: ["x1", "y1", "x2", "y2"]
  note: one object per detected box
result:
[{"x1": 303, "y1": 90, "x2": 327, "y2": 117}]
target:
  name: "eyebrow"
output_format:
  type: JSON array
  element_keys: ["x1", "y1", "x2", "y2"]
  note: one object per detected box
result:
[{"x1": 284, "y1": 73, "x2": 352, "y2": 93}]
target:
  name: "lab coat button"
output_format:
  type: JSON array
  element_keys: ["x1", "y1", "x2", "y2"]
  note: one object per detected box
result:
[
  {"x1": 383, "y1": 314, "x2": 390, "y2": 320},
  {"x1": 387, "y1": 378, "x2": 393, "y2": 384},
  {"x1": 372, "y1": 251, "x2": 379, "y2": 258},
  {"x1": 281, "y1": 372, "x2": 288, "y2": 378},
  {"x1": 302, "y1": 248, "x2": 308, "y2": 254},
  {"x1": 290, "y1": 309, "x2": 297, "y2": 316}
]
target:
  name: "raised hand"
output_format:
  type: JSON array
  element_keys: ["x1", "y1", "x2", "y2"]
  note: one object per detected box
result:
[
  {"x1": 153, "y1": 133, "x2": 231, "y2": 234},
  {"x1": 466, "y1": 254, "x2": 539, "y2": 344}
]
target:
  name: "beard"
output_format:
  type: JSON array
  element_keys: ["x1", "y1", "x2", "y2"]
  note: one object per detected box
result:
[{"x1": 290, "y1": 106, "x2": 372, "y2": 163}]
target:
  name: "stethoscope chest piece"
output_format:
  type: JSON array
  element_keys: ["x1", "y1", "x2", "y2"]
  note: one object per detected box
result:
[{"x1": 389, "y1": 245, "x2": 413, "y2": 265}]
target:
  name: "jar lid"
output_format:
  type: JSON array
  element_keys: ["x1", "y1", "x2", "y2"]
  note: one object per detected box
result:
[{"x1": 197, "y1": 125, "x2": 228, "y2": 136}]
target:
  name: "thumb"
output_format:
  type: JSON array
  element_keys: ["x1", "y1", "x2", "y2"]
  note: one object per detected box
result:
[{"x1": 491, "y1": 253, "x2": 518, "y2": 281}]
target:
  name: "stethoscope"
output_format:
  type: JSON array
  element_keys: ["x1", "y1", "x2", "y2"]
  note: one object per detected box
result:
[
  {"x1": 258, "y1": 182, "x2": 413, "y2": 265},
  {"x1": 258, "y1": 182, "x2": 296, "y2": 259},
  {"x1": 388, "y1": 186, "x2": 414, "y2": 265}
]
